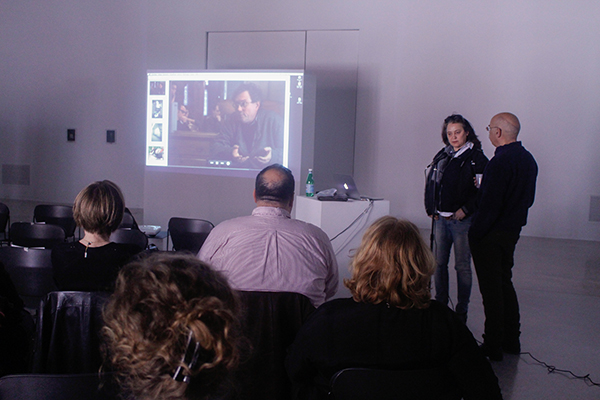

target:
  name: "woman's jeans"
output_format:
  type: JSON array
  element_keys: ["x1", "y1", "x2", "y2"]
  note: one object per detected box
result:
[{"x1": 433, "y1": 216, "x2": 472, "y2": 315}]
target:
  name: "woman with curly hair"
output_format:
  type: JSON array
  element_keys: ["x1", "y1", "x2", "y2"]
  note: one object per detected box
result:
[
  {"x1": 102, "y1": 252, "x2": 240, "y2": 400},
  {"x1": 286, "y1": 216, "x2": 502, "y2": 400}
]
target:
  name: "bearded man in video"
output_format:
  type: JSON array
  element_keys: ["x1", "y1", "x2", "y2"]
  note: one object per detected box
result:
[{"x1": 211, "y1": 82, "x2": 284, "y2": 169}]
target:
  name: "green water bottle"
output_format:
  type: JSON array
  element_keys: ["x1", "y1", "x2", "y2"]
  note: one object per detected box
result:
[{"x1": 306, "y1": 168, "x2": 314, "y2": 197}]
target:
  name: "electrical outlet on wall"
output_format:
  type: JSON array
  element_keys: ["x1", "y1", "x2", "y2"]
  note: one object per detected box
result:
[
  {"x1": 107, "y1": 130, "x2": 115, "y2": 143},
  {"x1": 67, "y1": 129, "x2": 75, "y2": 141}
]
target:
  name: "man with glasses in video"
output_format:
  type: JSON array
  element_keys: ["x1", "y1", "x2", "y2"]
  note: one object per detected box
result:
[
  {"x1": 212, "y1": 82, "x2": 284, "y2": 169},
  {"x1": 469, "y1": 112, "x2": 538, "y2": 362}
]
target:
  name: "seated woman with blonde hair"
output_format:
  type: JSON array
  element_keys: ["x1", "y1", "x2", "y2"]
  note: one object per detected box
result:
[
  {"x1": 286, "y1": 216, "x2": 502, "y2": 400},
  {"x1": 102, "y1": 252, "x2": 240, "y2": 400},
  {"x1": 51, "y1": 180, "x2": 143, "y2": 291}
]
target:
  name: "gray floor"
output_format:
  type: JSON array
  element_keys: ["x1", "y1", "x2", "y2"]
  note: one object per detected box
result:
[{"x1": 439, "y1": 233, "x2": 600, "y2": 399}]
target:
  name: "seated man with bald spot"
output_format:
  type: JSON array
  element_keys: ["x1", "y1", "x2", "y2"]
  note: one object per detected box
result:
[
  {"x1": 469, "y1": 112, "x2": 538, "y2": 362},
  {"x1": 198, "y1": 164, "x2": 338, "y2": 307}
]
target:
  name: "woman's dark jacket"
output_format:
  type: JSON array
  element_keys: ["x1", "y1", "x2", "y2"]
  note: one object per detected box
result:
[{"x1": 425, "y1": 145, "x2": 488, "y2": 217}]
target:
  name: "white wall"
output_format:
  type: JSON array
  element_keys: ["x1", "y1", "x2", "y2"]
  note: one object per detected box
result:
[
  {"x1": 353, "y1": 1, "x2": 600, "y2": 241},
  {"x1": 1, "y1": 0, "x2": 599, "y2": 240},
  {"x1": 0, "y1": 1, "x2": 148, "y2": 208}
]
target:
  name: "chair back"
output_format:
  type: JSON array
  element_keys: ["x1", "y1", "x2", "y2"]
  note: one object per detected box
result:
[
  {"x1": 109, "y1": 228, "x2": 148, "y2": 250},
  {"x1": 32, "y1": 291, "x2": 111, "y2": 373},
  {"x1": 118, "y1": 208, "x2": 139, "y2": 230},
  {"x1": 0, "y1": 202, "x2": 9, "y2": 243},
  {"x1": 10, "y1": 222, "x2": 66, "y2": 249},
  {"x1": 168, "y1": 217, "x2": 214, "y2": 253},
  {"x1": 235, "y1": 291, "x2": 315, "y2": 400},
  {"x1": 329, "y1": 367, "x2": 461, "y2": 400},
  {"x1": 0, "y1": 246, "x2": 56, "y2": 309},
  {"x1": 33, "y1": 204, "x2": 77, "y2": 239},
  {"x1": 0, "y1": 373, "x2": 119, "y2": 400}
]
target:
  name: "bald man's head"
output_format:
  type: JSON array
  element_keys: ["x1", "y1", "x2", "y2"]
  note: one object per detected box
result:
[
  {"x1": 495, "y1": 113, "x2": 520, "y2": 137},
  {"x1": 254, "y1": 164, "x2": 295, "y2": 210},
  {"x1": 489, "y1": 112, "x2": 520, "y2": 147}
]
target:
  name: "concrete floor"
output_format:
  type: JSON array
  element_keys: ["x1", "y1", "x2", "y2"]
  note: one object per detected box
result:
[{"x1": 442, "y1": 234, "x2": 600, "y2": 399}]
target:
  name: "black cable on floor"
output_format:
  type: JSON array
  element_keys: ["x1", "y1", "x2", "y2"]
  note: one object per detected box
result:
[
  {"x1": 474, "y1": 339, "x2": 599, "y2": 387},
  {"x1": 519, "y1": 351, "x2": 600, "y2": 387}
]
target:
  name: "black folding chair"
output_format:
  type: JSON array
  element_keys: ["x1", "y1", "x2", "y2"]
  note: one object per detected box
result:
[
  {"x1": 109, "y1": 228, "x2": 148, "y2": 250},
  {"x1": 167, "y1": 217, "x2": 214, "y2": 253},
  {"x1": 0, "y1": 202, "x2": 10, "y2": 245},
  {"x1": 235, "y1": 291, "x2": 315, "y2": 400},
  {"x1": 0, "y1": 246, "x2": 56, "y2": 310},
  {"x1": 118, "y1": 208, "x2": 140, "y2": 230},
  {"x1": 10, "y1": 222, "x2": 65, "y2": 249},
  {"x1": 32, "y1": 291, "x2": 111, "y2": 373},
  {"x1": 33, "y1": 204, "x2": 77, "y2": 240},
  {"x1": 0, "y1": 373, "x2": 119, "y2": 400},
  {"x1": 329, "y1": 367, "x2": 461, "y2": 400}
]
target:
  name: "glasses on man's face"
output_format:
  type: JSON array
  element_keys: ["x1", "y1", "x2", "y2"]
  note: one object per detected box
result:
[
  {"x1": 486, "y1": 125, "x2": 499, "y2": 132},
  {"x1": 234, "y1": 100, "x2": 254, "y2": 109}
]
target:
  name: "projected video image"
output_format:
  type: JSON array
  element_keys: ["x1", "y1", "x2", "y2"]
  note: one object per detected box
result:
[
  {"x1": 146, "y1": 71, "x2": 305, "y2": 176},
  {"x1": 151, "y1": 123, "x2": 162, "y2": 142},
  {"x1": 152, "y1": 100, "x2": 163, "y2": 118}
]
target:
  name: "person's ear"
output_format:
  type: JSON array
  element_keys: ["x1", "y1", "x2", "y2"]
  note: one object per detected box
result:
[{"x1": 253, "y1": 189, "x2": 258, "y2": 204}]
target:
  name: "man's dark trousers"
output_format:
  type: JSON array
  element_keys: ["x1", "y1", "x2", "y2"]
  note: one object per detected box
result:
[{"x1": 470, "y1": 228, "x2": 522, "y2": 350}]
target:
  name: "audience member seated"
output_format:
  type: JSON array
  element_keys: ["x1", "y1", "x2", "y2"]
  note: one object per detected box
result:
[
  {"x1": 199, "y1": 164, "x2": 338, "y2": 307},
  {"x1": 202, "y1": 103, "x2": 225, "y2": 133},
  {"x1": 285, "y1": 216, "x2": 502, "y2": 400},
  {"x1": 102, "y1": 252, "x2": 240, "y2": 400},
  {"x1": 51, "y1": 180, "x2": 143, "y2": 291},
  {"x1": 0, "y1": 261, "x2": 34, "y2": 377}
]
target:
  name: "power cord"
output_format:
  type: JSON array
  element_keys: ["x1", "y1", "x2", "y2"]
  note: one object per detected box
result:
[
  {"x1": 475, "y1": 338, "x2": 600, "y2": 388},
  {"x1": 519, "y1": 351, "x2": 600, "y2": 387},
  {"x1": 329, "y1": 200, "x2": 374, "y2": 242}
]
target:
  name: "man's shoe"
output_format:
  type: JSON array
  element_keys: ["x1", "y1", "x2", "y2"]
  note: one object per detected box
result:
[{"x1": 479, "y1": 343, "x2": 503, "y2": 361}]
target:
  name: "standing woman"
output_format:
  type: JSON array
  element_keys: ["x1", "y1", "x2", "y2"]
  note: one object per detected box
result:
[
  {"x1": 51, "y1": 180, "x2": 143, "y2": 291},
  {"x1": 424, "y1": 114, "x2": 488, "y2": 322}
]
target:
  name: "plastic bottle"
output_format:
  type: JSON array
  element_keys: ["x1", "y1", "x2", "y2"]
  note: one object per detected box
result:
[{"x1": 306, "y1": 168, "x2": 314, "y2": 197}]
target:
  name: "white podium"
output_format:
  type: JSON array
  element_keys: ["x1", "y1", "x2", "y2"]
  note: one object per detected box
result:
[{"x1": 295, "y1": 196, "x2": 390, "y2": 299}]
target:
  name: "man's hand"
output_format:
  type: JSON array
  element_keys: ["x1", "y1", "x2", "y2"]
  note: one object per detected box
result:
[
  {"x1": 454, "y1": 209, "x2": 466, "y2": 220},
  {"x1": 254, "y1": 147, "x2": 272, "y2": 164},
  {"x1": 232, "y1": 145, "x2": 249, "y2": 163}
]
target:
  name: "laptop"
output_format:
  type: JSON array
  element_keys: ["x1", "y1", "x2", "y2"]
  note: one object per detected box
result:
[{"x1": 332, "y1": 174, "x2": 383, "y2": 201}]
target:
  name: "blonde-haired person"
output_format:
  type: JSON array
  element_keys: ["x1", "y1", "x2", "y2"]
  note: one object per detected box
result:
[
  {"x1": 51, "y1": 180, "x2": 143, "y2": 291},
  {"x1": 102, "y1": 252, "x2": 240, "y2": 400},
  {"x1": 286, "y1": 216, "x2": 502, "y2": 400}
]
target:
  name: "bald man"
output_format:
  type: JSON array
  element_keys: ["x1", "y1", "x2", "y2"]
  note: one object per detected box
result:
[
  {"x1": 469, "y1": 112, "x2": 538, "y2": 361},
  {"x1": 198, "y1": 164, "x2": 338, "y2": 307}
]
